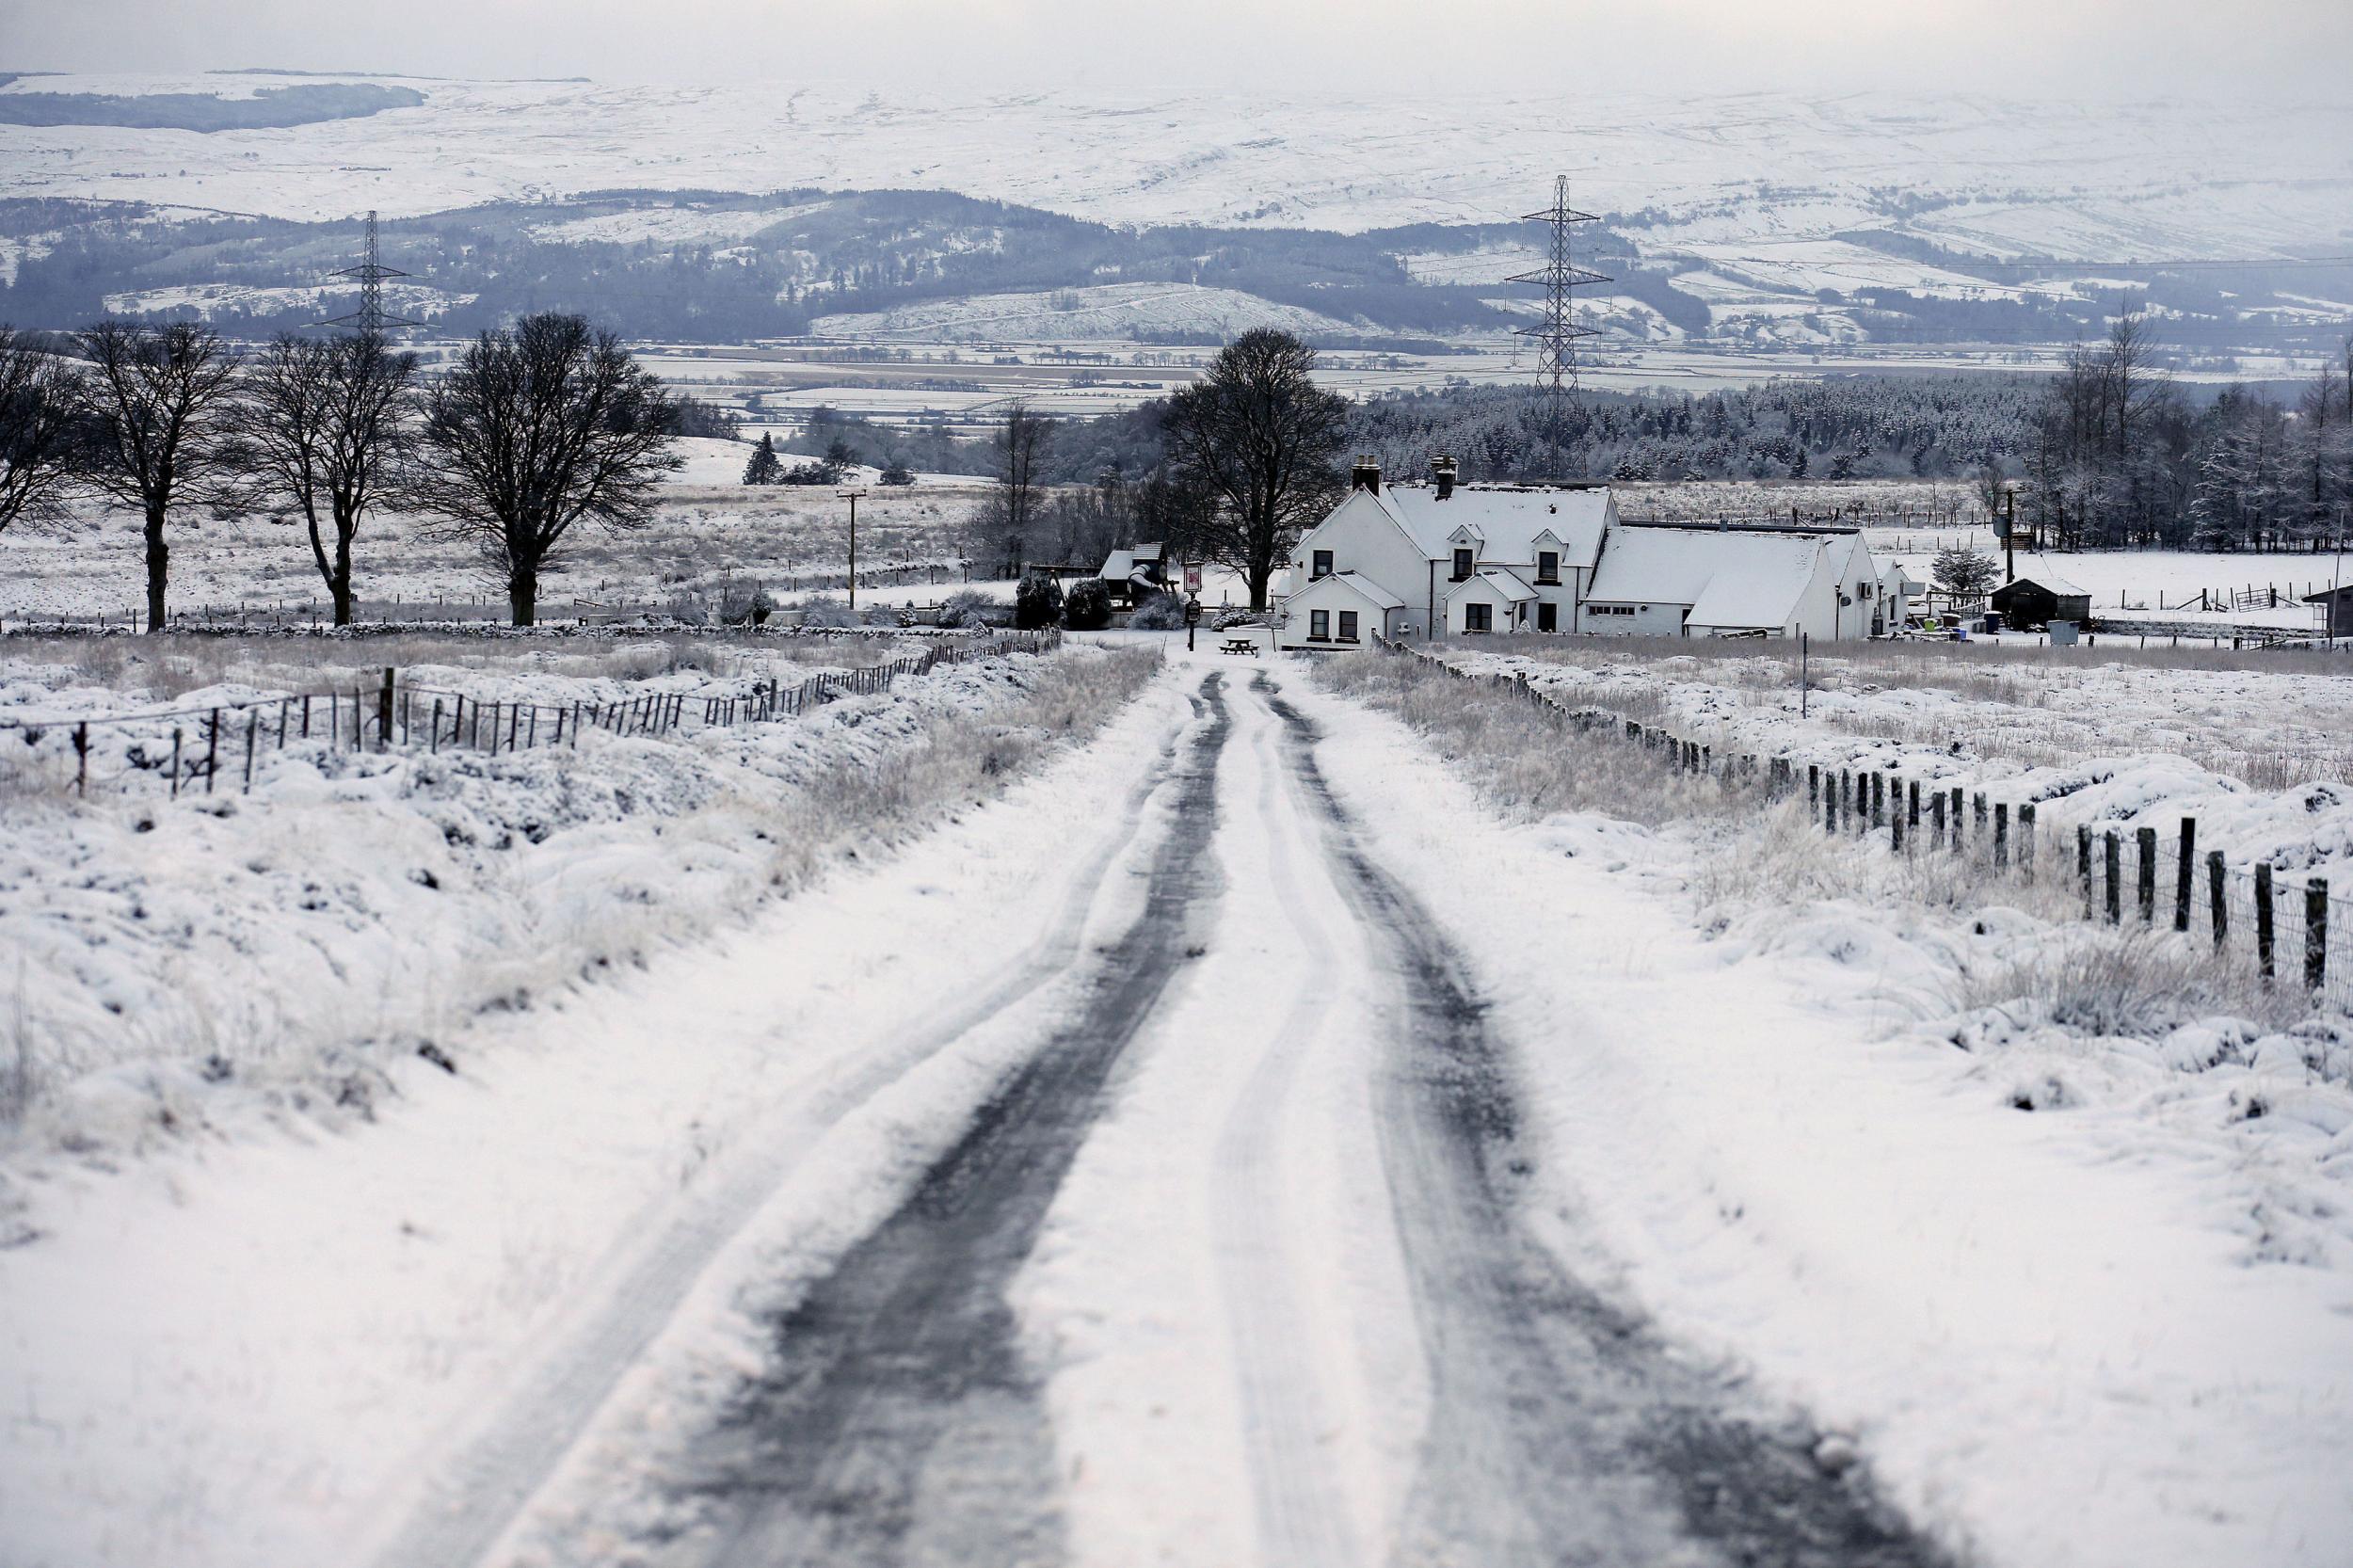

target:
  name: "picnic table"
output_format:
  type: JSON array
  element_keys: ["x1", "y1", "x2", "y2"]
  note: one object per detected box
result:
[{"x1": 1220, "y1": 635, "x2": 1260, "y2": 656}]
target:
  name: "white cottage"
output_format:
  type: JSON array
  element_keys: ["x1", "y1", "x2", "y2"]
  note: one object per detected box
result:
[
  {"x1": 1276, "y1": 457, "x2": 1888, "y2": 648},
  {"x1": 1279, "y1": 457, "x2": 1614, "y2": 648}
]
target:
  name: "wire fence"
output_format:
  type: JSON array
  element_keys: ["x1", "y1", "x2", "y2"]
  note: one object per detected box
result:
[
  {"x1": 1378, "y1": 635, "x2": 2352, "y2": 1013},
  {"x1": 0, "y1": 630, "x2": 1063, "y2": 803}
]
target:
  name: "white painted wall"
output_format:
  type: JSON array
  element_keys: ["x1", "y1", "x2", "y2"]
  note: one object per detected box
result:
[
  {"x1": 1577, "y1": 600, "x2": 1690, "y2": 637},
  {"x1": 1289, "y1": 491, "x2": 1440, "y2": 636}
]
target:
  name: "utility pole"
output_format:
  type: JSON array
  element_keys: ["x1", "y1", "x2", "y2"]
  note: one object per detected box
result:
[
  {"x1": 1800, "y1": 632, "x2": 1810, "y2": 716},
  {"x1": 839, "y1": 487, "x2": 869, "y2": 612},
  {"x1": 2004, "y1": 488, "x2": 2017, "y2": 584}
]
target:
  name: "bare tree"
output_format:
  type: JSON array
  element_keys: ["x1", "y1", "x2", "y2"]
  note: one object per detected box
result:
[
  {"x1": 244, "y1": 332, "x2": 417, "y2": 625},
  {"x1": 409, "y1": 313, "x2": 679, "y2": 625},
  {"x1": 74, "y1": 319, "x2": 247, "y2": 632},
  {"x1": 1160, "y1": 329, "x2": 1350, "y2": 609},
  {"x1": 991, "y1": 399, "x2": 1049, "y2": 574},
  {"x1": 0, "y1": 326, "x2": 86, "y2": 539}
]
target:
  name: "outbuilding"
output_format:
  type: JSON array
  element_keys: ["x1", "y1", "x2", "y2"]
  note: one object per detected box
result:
[
  {"x1": 1989, "y1": 574, "x2": 2092, "y2": 630},
  {"x1": 2305, "y1": 583, "x2": 2353, "y2": 639}
]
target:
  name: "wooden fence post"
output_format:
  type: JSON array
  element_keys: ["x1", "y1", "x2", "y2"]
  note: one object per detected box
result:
[
  {"x1": 1949, "y1": 788, "x2": 1965, "y2": 851},
  {"x1": 2208, "y1": 851, "x2": 2227, "y2": 949},
  {"x1": 73, "y1": 722, "x2": 88, "y2": 797},
  {"x1": 2018, "y1": 803, "x2": 2036, "y2": 883},
  {"x1": 2137, "y1": 826, "x2": 2157, "y2": 923},
  {"x1": 2174, "y1": 819, "x2": 2196, "y2": 933},
  {"x1": 1931, "y1": 789, "x2": 1946, "y2": 848},
  {"x1": 1891, "y1": 785, "x2": 1905, "y2": 853},
  {"x1": 203, "y1": 709, "x2": 220, "y2": 794},
  {"x1": 1993, "y1": 802, "x2": 2009, "y2": 870},
  {"x1": 1824, "y1": 774, "x2": 1837, "y2": 836},
  {"x1": 430, "y1": 699, "x2": 442, "y2": 754},
  {"x1": 2077, "y1": 825, "x2": 2092, "y2": 916},
  {"x1": 377, "y1": 668, "x2": 393, "y2": 753},
  {"x1": 1908, "y1": 780, "x2": 1921, "y2": 837},
  {"x1": 1973, "y1": 792, "x2": 1988, "y2": 845},
  {"x1": 243, "y1": 712, "x2": 257, "y2": 793},
  {"x1": 2306, "y1": 878, "x2": 2329, "y2": 995},
  {"x1": 2105, "y1": 830, "x2": 2122, "y2": 924},
  {"x1": 170, "y1": 728, "x2": 183, "y2": 798},
  {"x1": 2255, "y1": 863, "x2": 2275, "y2": 979},
  {"x1": 1808, "y1": 764, "x2": 1819, "y2": 807}
]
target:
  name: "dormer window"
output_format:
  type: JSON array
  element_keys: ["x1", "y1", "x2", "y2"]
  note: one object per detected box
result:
[
  {"x1": 1536, "y1": 551, "x2": 1560, "y2": 584},
  {"x1": 1451, "y1": 547, "x2": 1474, "y2": 581},
  {"x1": 1312, "y1": 549, "x2": 1334, "y2": 579}
]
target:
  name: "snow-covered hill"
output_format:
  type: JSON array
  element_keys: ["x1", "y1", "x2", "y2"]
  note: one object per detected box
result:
[{"x1": 5, "y1": 72, "x2": 2346, "y2": 263}]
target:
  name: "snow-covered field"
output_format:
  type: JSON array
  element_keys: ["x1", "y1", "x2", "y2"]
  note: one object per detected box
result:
[
  {"x1": 812, "y1": 282, "x2": 1359, "y2": 344},
  {"x1": 0, "y1": 457, "x2": 991, "y2": 624}
]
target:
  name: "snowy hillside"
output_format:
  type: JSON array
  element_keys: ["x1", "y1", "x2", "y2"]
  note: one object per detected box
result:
[{"x1": 4, "y1": 72, "x2": 2346, "y2": 260}]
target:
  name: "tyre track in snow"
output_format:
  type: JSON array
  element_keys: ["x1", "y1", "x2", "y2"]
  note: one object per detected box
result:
[
  {"x1": 1203, "y1": 688, "x2": 1368, "y2": 1568},
  {"x1": 1247, "y1": 670, "x2": 1945, "y2": 1568},
  {"x1": 691, "y1": 672, "x2": 1231, "y2": 1567},
  {"x1": 369, "y1": 674, "x2": 1202, "y2": 1568}
]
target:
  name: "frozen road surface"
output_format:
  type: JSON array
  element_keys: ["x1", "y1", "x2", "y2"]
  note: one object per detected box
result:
[{"x1": 429, "y1": 659, "x2": 1936, "y2": 1567}]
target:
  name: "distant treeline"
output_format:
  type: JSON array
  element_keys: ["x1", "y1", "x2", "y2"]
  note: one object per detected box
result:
[{"x1": 0, "y1": 83, "x2": 423, "y2": 131}]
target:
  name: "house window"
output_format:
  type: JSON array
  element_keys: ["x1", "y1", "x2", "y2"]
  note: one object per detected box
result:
[
  {"x1": 1309, "y1": 609, "x2": 1330, "y2": 641},
  {"x1": 1452, "y1": 548, "x2": 1474, "y2": 580},
  {"x1": 1537, "y1": 551, "x2": 1560, "y2": 584},
  {"x1": 1588, "y1": 604, "x2": 1635, "y2": 617},
  {"x1": 1537, "y1": 601, "x2": 1557, "y2": 632},
  {"x1": 1312, "y1": 549, "x2": 1334, "y2": 579},
  {"x1": 1464, "y1": 602, "x2": 1492, "y2": 632},
  {"x1": 1337, "y1": 610, "x2": 1359, "y2": 642}
]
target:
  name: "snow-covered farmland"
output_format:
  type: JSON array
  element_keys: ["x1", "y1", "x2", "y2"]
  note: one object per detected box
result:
[
  {"x1": 812, "y1": 281, "x2": 1359, "y2": 344},
  {"x1": 0, "y1": 462, "x2": 991, "y2": 624}
]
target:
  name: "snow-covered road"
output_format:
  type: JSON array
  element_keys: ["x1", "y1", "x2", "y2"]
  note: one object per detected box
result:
[{"x1": 8, "y1": 648, "x2": 2349, "y2": 1568}]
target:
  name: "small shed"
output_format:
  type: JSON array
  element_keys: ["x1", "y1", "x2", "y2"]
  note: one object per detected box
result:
[
  {"x1": 2303, "y1": 584, "x2": 2353, "y2": 638},
  {"x1": 1990, "y1": 574, "x2": 2092, "y2": 630}
]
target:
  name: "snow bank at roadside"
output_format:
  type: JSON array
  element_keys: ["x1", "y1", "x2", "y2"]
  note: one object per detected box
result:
[
  {"x1": 0, "y1": 644, "x2": 1155, "y2": 1192},
  {"x1": 1297, "y1": 661, "x2": 2353, "y2": 1566},
  {"x1": 1441, "y1": 645, "x2": 2353, "y2": 874}
]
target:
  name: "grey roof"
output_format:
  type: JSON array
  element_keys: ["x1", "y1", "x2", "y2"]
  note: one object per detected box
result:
[
  {"x1": 1295, "y1": 569, "x2": 1406, "y2": 610},
  {"x1": 1587, "y1": 527, "x2": 1833, "y2": 629},
  {"x1": 1376, "y1": 483, "x2": 1611, "y2": 569}
]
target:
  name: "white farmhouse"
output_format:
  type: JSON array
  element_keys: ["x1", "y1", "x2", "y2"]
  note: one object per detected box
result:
[{"x1": 1276, "y1": 456, "x2": 1888, "y2": 648}]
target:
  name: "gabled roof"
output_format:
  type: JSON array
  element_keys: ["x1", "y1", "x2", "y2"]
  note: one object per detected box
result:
[
  {"x1": 1383, "y1": 483, "x2": 1611, "y2": 569},
  {"x1": 1099, "y1": 548, "x2": 1136, "y2": 580},
  {"x1": 1289, "y1": 569, "x2": 1405, "y2": 611},
  {"x1": 1993, "y1": 572, "x2": 2089, "y2": 597},
  {"x1": 1446, "y1": 568, "x2": 1538, "y2": 604},
  {"x1": 1587, "y1": 526, "x2": 1834, "y2": 630}
]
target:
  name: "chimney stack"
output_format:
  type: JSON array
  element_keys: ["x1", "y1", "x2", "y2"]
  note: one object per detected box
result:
[
  {"x1": 1351, "y1": 456, "x2": 1381, "y2": 494},
  {"x1": 1432, "y1": 455, "x2": 1458, "y2": 501}
]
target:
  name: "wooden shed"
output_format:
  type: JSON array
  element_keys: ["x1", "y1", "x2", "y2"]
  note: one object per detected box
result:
[
  {"x1": 2303, "y1": 584, "x2": 2353, "y2": 638},
  {"x1": 1990, "y1": 574, "x2": 2092, "y2": 630}
]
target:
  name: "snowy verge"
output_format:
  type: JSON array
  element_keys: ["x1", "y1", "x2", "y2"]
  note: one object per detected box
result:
[
  {"x1": 1293, "y1": 657, "x2": 2353, "y2": 1568},
  {"x1": 0, "y1": 652, "x2": 1185, "y2": 1568},
  {"x1": 0, "y1": 642, "x2": 1159, "y2": 1180}
]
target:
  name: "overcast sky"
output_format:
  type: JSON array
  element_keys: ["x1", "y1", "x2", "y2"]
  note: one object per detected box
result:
[{"x1": 4, "y1": 0, "x2": 2347, "y2": 100}]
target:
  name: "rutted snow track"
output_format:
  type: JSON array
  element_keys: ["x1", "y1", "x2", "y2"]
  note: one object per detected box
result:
[{"x1": 604, "y1": 662, "x2": 1941, "y2": 1568}]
